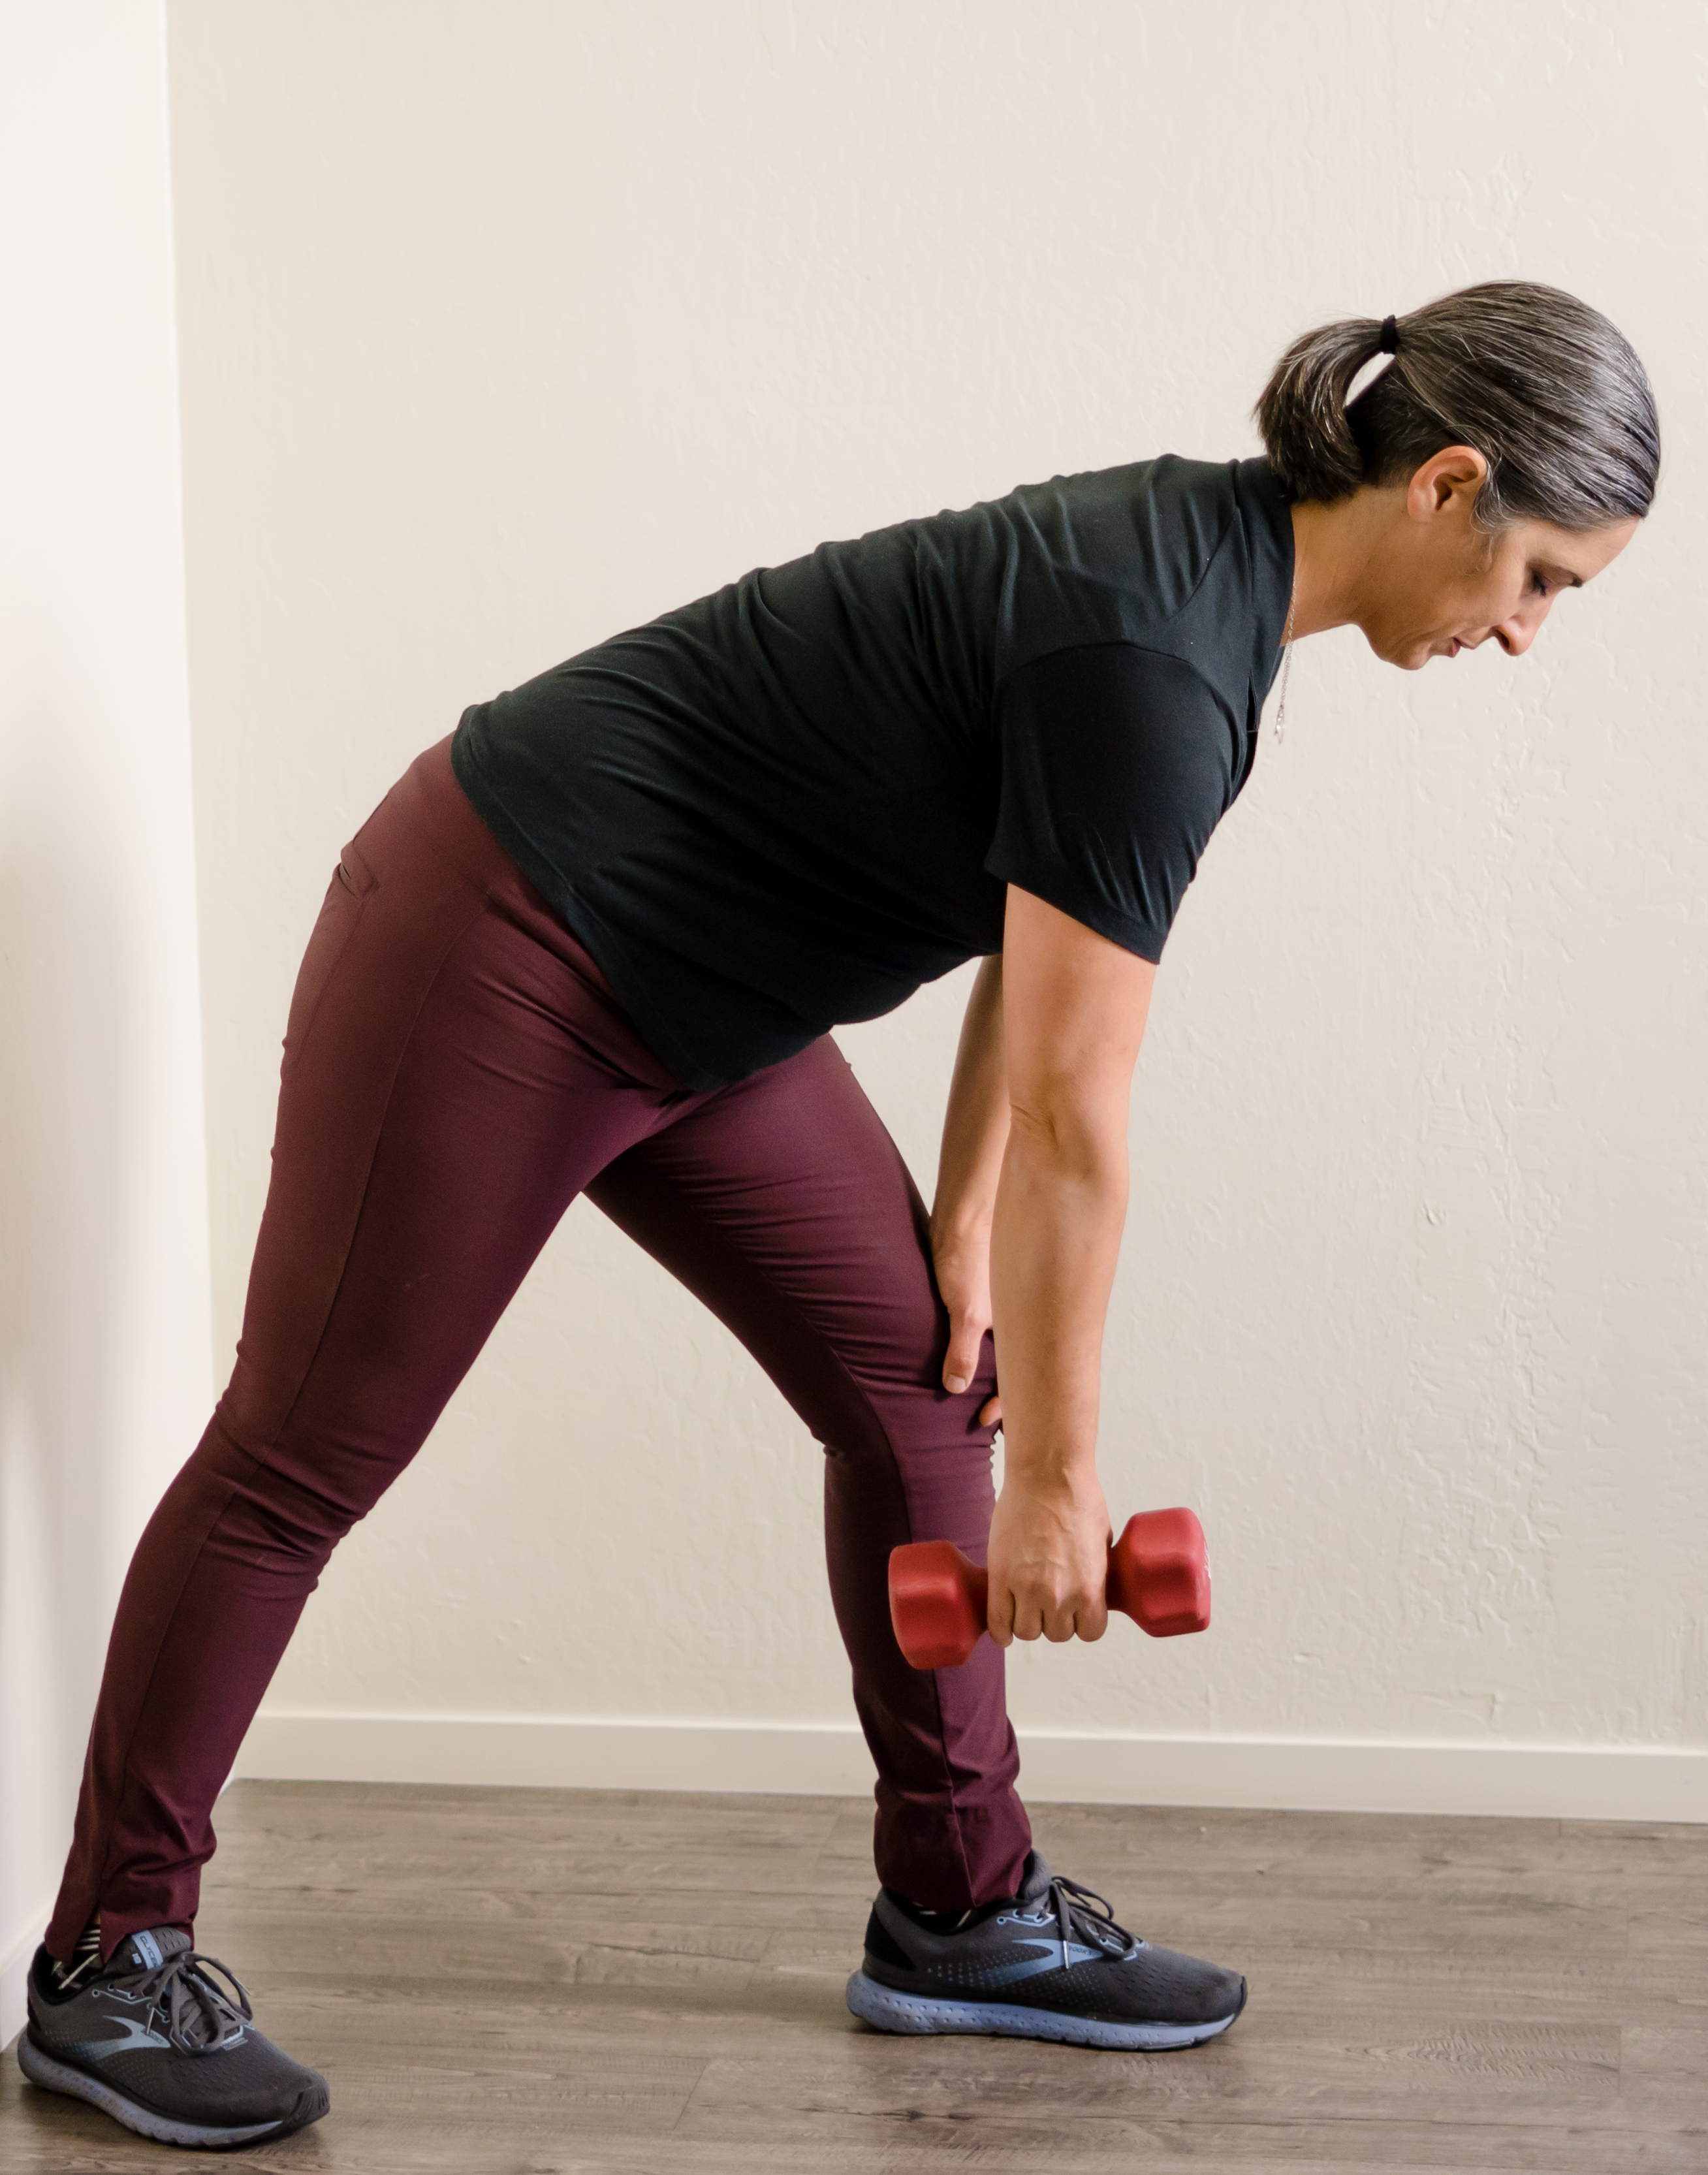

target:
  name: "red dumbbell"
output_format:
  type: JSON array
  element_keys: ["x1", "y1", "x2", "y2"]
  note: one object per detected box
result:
[{"x1": 888, "y1": 1507, "x2": 1210, "y2": 1670}]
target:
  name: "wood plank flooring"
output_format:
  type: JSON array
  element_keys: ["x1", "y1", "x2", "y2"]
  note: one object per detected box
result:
[{"x1": 6, "y1": 1779, "x2": 1706, "y2": 2171}]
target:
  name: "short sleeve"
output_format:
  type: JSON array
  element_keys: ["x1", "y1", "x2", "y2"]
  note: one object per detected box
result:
[{"x1": 984, "y1": 642, "x2": 1243, "y2": 960}]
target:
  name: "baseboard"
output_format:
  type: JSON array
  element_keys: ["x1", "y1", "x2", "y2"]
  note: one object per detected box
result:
[
  {"x1": 1, "y1": 1902, "x2": 51, "y2": 2054},
  {"x1": 240, "y1": 1714, "x2": 878, "y2": 1797},
  {"x1": 236, "y1": 1711, "x2": 1708, "y2": 1824}
]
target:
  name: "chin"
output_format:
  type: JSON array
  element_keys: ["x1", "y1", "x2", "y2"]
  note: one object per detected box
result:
[{"x1": 1367, "y1": 629, "x2": 1433, "y2": 672}]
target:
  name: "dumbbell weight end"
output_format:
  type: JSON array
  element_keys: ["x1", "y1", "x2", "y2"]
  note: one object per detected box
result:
[
  {"x1": 1107, "y1": 1508, "x2": 1212, "y2": 1638},
  {"x1": 885, "y1": 1540, "x2": 989, "y2": 1671}
]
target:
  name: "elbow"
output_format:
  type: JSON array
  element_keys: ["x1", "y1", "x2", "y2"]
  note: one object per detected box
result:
[{"x1": 1007, "y1": 1089, "x2": 1128, "y2": 1186}]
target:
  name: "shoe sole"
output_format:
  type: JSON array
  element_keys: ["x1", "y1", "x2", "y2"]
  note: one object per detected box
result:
[
  {"x1": 18, "y1": 2031, "x2": 330, "y2": 2151},
  {"x1": 845, "y1": 1968, "x2": 1244, "y2": 2051}
]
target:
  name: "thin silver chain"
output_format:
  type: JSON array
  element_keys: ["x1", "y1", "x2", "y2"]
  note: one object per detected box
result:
[{"x1": 1271, "y1": 582, "x2": 1298, "y2": 744}]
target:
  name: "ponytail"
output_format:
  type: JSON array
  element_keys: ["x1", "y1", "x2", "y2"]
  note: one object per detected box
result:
[{"x1": 1256, "y1": 314, "x2": 1397, "y2": 505}]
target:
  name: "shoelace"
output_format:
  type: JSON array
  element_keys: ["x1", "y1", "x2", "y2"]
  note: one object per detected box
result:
[
  {"x1": 1045, "y1": 1873, "x2": 1145, "y2": 1971},
  {"x1": 104, "y1": 1948, "x2": 255, "y2": 2054}
]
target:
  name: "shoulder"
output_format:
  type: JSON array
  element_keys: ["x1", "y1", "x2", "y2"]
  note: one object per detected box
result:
[
  {"x1": 1013, "y1": 454, "x2": 1237, "y2": 575},
  {"x1": 985, "y1": 455, "x2": 1282, "y2": 676}
]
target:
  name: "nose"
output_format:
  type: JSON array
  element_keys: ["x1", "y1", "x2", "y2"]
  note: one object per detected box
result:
[{"x1": 1492, "y1": 596, "x2": 1551, "y2": 658}]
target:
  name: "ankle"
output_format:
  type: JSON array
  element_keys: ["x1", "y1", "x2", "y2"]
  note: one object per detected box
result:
[
  {"x1": 891, "y1": 1893, "x2": 1009, "y2": 1935},
  {"x1": 49, "y1": 1917, "x2": 104, "y2": 1992}
]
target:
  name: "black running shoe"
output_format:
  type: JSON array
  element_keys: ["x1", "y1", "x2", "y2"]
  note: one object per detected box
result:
[
  {"x1": 846, "y1": 1849, "x2": 1246, "y2": 2051},
  {"x1": 18, "y1": 1928, "x2": 330, "y2": 2150}
]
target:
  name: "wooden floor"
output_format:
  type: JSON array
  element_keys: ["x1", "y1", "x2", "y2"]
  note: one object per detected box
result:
[{"x1": 6, "y1": 1781, "x2": 1707, "y2": 2172}]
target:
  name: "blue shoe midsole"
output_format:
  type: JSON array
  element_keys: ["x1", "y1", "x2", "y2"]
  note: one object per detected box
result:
[
  {"x1": 17, "y1": 2031, "x2": 287, "y2": 2148},
  {"x1": 845, "y1": 1969, "x2": 1239, "y2": 2051}
]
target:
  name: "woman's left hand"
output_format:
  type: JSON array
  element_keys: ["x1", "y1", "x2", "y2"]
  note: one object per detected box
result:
[{"x1": 932, "y1": 1223, "x2": 1003, "y2": 1428}]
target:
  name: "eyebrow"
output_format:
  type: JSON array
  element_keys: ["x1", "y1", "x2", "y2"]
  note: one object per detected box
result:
[{"x1": 1538, "y1": 562, "x2": 1585, "y2": 589}]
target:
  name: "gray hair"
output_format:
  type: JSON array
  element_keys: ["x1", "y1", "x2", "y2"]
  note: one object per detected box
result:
[{"x1": 1256, "y1": 281, "x2": 1659, "y2": 530}]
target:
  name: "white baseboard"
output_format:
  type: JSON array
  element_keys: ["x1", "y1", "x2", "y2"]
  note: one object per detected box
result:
[
  {"x1": 239, "y1": 1714, "x2": 878, "y2": 1796},
  {"x1": 237, "y1": 1711, "x2": 1708, "y2": 1824},
  {"x1": 2, "y1": 1903, "x2": 52, "y2": 2054}
]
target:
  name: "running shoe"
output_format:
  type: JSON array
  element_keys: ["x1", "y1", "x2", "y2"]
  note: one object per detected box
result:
[
  {"x1": 18, "y1": 1927, "x2": 330, "y2": 2150},
  {"x1": 846, "y1": 1849, "x2": 1246, "y2": 2050}
]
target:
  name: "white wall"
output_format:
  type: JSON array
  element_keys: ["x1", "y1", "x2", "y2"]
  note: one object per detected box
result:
[
  {"x1": 159, "y1": 3, "x2": 1707, "y2": 1817},
  {"x1": 0, "y1": 3, "x2": 212, "y2": 2048}
]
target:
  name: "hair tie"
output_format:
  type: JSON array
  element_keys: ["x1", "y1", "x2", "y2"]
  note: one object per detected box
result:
[{"x1": 1378, "y1": 315, "x2": 1399, "y2": 355}]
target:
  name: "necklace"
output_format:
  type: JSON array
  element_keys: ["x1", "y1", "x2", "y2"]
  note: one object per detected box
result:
[{"x1": 1272, "y1": 585, "x2": 1298, "y2": 744}]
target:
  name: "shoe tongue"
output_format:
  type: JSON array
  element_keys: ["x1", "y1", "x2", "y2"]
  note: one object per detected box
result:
[
  {"x1": 1015, "y1": 1850, "x2": 1055, "y2": 1905},
  {"x1": 116, "y1": 1928, "x2": 191, "y2": 1972}
]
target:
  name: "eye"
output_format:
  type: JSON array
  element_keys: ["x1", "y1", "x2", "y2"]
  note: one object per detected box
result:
[{"x1": 1528, "y1": 569, "x2": 1552, "y2": 599}]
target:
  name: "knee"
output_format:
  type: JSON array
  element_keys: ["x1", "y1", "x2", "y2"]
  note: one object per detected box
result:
[{"x1": 185, "y1": 1412, "x2": 354, "y2": 1577}]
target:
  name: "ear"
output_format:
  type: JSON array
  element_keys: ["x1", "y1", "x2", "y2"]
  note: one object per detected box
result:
[{"x1": 1404, "y1": 445, "x2": 1489, "y2": 524}]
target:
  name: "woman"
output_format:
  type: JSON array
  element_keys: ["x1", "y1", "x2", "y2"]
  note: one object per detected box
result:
[{"x1": 21, "y1": 281, "x2": 1657, "y2": 2149}]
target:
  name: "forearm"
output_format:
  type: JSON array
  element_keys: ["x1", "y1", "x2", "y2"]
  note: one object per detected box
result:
[
  {"x1": 932, "y1": 954, "x2": 1009, "y2": 1244},
  {"x1": 988, "y1": 1109, "x2": 1127, "y2": 1486},
  {"x1": 979, "y1": 884, "x2": 1152, "y2": 1643}
]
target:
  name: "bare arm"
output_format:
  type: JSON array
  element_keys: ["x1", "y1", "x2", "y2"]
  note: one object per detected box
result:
[
  {"x1": 930, "y1": 954, "x2": 1009, "y2": 1421},
  {"x1": 985, "y1": 884, "x2": 1155, "y2": 1646}
]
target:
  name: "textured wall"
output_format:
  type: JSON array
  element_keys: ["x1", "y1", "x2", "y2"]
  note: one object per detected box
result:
[
  {"x1": 165, "y1": 2, "x2": 1705, "y2": 1768},
  {"x1": 1, "y1": 2, "x2": 212, "y2": 2040}
]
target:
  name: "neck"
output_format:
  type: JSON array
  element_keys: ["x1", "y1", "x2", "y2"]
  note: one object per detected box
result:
[{"x1": 1288, "y1": 488, "x2": 1397, "y2": 640}]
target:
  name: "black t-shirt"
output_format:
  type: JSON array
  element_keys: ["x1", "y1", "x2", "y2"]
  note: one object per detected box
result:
[{"x1": 452, "y1": 454, "x2": 1294, "y2": 1089}]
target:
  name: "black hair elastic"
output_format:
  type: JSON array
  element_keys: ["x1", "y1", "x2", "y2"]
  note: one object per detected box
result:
[{"x1": 1378, "y1": 314, "x2": 1399, "y2": 354}]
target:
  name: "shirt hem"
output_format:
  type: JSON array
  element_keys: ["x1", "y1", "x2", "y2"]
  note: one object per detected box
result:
[
  {"x1": 985, "y1": 860, "x2": 1168, "y2": 964},
  {"x1": 450, "y1": 727, "x2": 734, "y2": 1092}
]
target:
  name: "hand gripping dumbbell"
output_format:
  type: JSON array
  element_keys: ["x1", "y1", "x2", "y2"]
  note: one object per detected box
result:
[{"x1": 888, "y1": 1507, "x2": 1210, "y2": 1670}]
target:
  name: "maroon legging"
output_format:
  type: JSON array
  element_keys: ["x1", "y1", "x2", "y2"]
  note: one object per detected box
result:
[{"x1": 47, "y1": 739, "x2": 1030, "y2": 1962}]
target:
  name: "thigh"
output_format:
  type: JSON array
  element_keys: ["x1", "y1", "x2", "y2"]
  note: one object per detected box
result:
[
  {"x1": 221, "y1": 746, "x2": 687, "y2": 1528},
  {"x1": 583, "y1": 1033, "x2": 999, "y2": 1542}
]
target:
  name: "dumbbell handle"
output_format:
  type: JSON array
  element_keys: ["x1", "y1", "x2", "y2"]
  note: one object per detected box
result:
[{"x1": 888, "y1": 1507, "x2": 1210, "y2": 1671}]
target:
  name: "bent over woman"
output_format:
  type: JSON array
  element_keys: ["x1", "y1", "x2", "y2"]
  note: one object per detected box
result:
[{"x1": 22, "y1": 281, "x2": 1657, "y2": 2150}]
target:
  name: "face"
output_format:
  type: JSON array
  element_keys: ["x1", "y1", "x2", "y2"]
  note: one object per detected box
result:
[{"x1": 1361, "y1": 449, "x2": 1639, "y2": 672}]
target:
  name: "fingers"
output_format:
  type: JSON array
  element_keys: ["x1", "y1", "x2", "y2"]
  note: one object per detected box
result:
[
  {"x1": 941, "y1": 1312, "x2": 992, "y2": 1398},
  {"x1": 988, "y1": 1586, "x2": 1107, "y2": 1645},
  {"x1": 1039, "y1": 1592, "x2": 1105, "y2": 1642},
  {"x1": 977, "y1": 1392, "x2": 1003, "y2": 1427}
]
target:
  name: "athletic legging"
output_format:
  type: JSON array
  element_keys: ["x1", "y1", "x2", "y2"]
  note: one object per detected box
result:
[{"x1": 47, "y1": 737, "x2": 1030, "y2": 1963}]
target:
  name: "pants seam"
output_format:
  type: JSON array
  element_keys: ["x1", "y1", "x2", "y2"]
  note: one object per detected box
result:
[
  {"x1": 75, "y1": 1457, "x2": 252, "y2": 1955},
  {"x1": 238, "y1": 890, "x2": 492, "y2": 1478},
  {"x1": 82, "y1": 891, "x2": 494, "y2": 1938}
]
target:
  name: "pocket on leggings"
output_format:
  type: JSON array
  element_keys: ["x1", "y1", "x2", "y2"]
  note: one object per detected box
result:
[{"x1": 280, "y1": 841, "x2": 378, "y2": 1075}]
